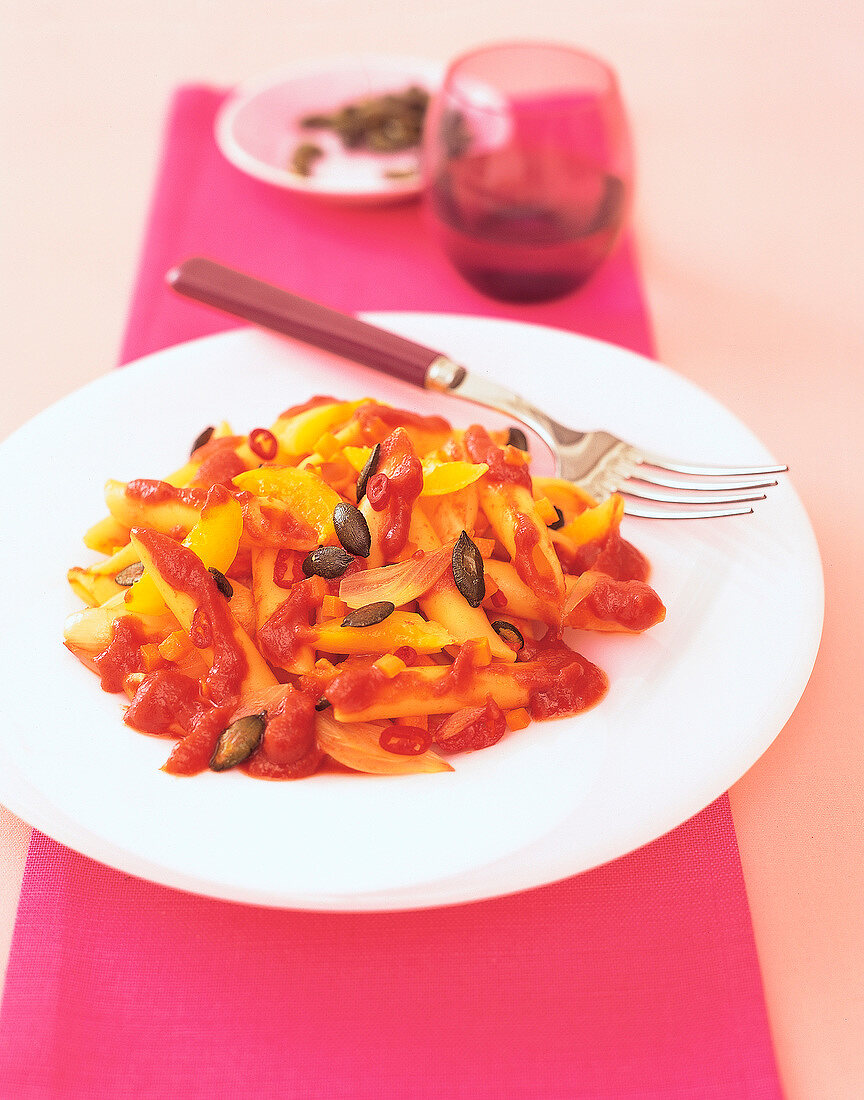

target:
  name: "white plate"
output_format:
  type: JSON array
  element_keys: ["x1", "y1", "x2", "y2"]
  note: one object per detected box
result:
[
  {"x1": 215, "y1": 56, "x2": 442, "y2": 203},
  {"x1": 0, "y1": 319, "x2": 823, "y2": 910}
]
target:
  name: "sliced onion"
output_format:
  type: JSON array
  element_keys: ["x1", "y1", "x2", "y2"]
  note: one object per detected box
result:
[
  {"x1": 315, "y1": 711, "x2": 451, "y2": 775},
  {"x1": 434, "y1": 703, "x2": 487, "y2": 743},
  {"x1": 339, "y1": 542, "x2": 453, "y2": 609}
]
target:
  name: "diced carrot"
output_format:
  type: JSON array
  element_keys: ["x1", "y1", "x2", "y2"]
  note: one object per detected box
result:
[
  {"x1": 374, "y1": 654, "x2": 407, "y2": 678},
  {"x1": 322, "y1": 594, "x2": 348, "y2": 619},
  {"x1": 505, "y1": 708, "x2": 531, "y2": 732},
  {"x1": 140, "y1": 643, "x2": 164, "y2": 672}
]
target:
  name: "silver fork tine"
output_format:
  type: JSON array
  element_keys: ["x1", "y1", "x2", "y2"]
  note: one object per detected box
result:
[
  {"x1": 637, "y1": 449, "x2": 788, "y2": 478},
  {"x1": 621, "y1": 483, "x2": 768, "y2": 505},
  {"x1": 627, "y1": 470, "x2": 779, "y2": 492},
  {"x1": 625, "y1": 501, "x2": 755, "y2": 520}
]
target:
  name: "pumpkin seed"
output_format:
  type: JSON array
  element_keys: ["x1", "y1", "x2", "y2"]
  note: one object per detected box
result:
[
  {"x1": 333, "y1": 501, "x2": 371, "y2": 558},
  {"x1": 208, "y1": 567, "x2": 233, "y2": 598},
  {"x1": 491, "y1": 620, "x2": 525, "y2": 651},
  {"x1": 290, "y1": 142, "x2": 324, "y2": 176},
  {"x1": 341, "y1": 601, "x2": 395, "y2": 629},
  {"x1": 209, "y1": 713, "x2": 265, "y2": 771},
  {"x1": 452, "y1": 531, "x2": 485, "y2": 608},
  {"x1": 355, "y1": 443, "x2": 380, "y2": 503},
  {"x1": 191, "y1": 425, "x2": 215, "y2": 454},
  {"x1": 115, "y1": 561, "x2": 145, "y2": 586},
  {"x1": 548, "y1": 506, "x2": 565, "y2": 530},
  {"x1": 506, "y1": 427, "x2": 528, "y2": 451},
  {"x1": 302, "y1": 545, "x2": 355, "y2": 579}
]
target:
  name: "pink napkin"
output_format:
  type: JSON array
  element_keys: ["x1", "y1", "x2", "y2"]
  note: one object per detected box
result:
[{"x1": 0, "y1": 87, "x2": 781, "y2": 1098}]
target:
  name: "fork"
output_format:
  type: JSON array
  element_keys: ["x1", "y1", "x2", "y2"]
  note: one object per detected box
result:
[{"x1": 167, "y1": 257, "x2": 786, "y2": 519}]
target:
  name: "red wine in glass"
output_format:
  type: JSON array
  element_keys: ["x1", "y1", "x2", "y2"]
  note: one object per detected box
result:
[
  {"x1": 429, "y1": 149, "x2": 627, "y2": 302},
  {"x1": 423, "y1": 44, "x2": 633, "y2": 303}
]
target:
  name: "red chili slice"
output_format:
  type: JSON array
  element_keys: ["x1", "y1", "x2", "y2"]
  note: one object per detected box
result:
[
  {"x1": 248, "y1": 427, "x2": 278, "y2": 461},
  {"x1": 379, "y1": 725, "x2": 433, "y2": 756}
]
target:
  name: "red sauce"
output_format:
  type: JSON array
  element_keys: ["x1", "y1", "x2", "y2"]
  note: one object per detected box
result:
[
  {"x1": 558, "y1": 531, "x2": 648, "y2": 582},
  {"x1": 464, "y1": 425, "x2": 532, "y2": 490},
  {"x1": 125, "y1": 479, "x2": 208, "y2": 507},
  {"x1": 192, "y1": 447, "x2": 246, "y2": 487},
  {"x1": 132, "y1": 527, "x2": 247, "y2": 706},
  {"x1": 369, "y1": 429, "x2": 423, "y2": 558},
  {"x1": 435, "y1": 697, "x2": 506, "y2": 753},
  {"x1": 241, "y1": 495, "x2": 317, "y2": 549},
  {"x1": 325, "y1": 665, "x2": 388, "y2": 714},
  {"x1": 278, "y1": 395, "x2": 338, "y2": 419},
  {"x1": 355, "y1": 402, "x2": 450, "y2": 440},
  {"x1": 93, "y1": 616, "x2": 147, "y2": 693},
  {"x1": 124, "y1": 669, "x2": 201, "y2": 735},
  {"x1": 432, "y1": 640, "x2": 476, "y2": 697},
  {"x1": 512, "y1": 631, "x2": 608, "y2": 719},
  {"x1": 191, "y1": 434, "x2": 245, "y2": 462},
  {"x1": 513, "y1": 512, "x2": 559, "y2": 600},
  {"x1": 591, "y1": 534, "x2": 649, "y2": 582},
  {"x1": 527, "y1": 655, "x2": 608, "y2": 720},
  {"x1": 163, "y1": 704, "x2": 235, "y2": 776},
  {"x1": 582, "y1": 576, "x2": 665, "y2": 632},
  {"x1": 242, "y1": 689, "x2": 323, "y2": 779},
  {"x1": 257, "y1": 576, "x2": 326, "y2": 669}
]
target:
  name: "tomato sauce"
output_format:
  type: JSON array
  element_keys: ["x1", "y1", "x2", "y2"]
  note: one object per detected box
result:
[
  {"x1": 132, "y1": 527, "x2": 247, "y2": 706},
  {"x1": 580, "y1": 576, "x2": 665, "y2": 632},
  {"x1": 366, "y1": 429, "x2": 423, "y2": 558},
  {"x1": 515, "y1": 632, "x2": 608, "y2": 719},
  {"x1": 257, "y1": 575, "x2": 326, "y2": 669},
  {"x1": 192, "y1": 447, "x2": 247, "y2": 487},
  {"x1": 435, "y1": 697, "x2": 506, "y2": 753},
  {"x1": 93, "y1": 616, "x2": 147, "y2": 693},
  {"x1": 464, "y1": 425, "x2": 532, "y2": 490},
  {"x1": 163, "y1": 704, "x2": 235, "y2": 776},
  {"x1": 513, "y1": 513, "x2": 559, "y2": 600},
  {"x1": 432, "y1": 641, "x2": 476, "y2": 697},
  {"x1": 278, "y1": 395, "x2": 338, "y2": 419},
  {"x1": 241, "y1": 689, "x2": 323, "y2": 779},
  {"x1": 124, "y1": 669, "x2": 201, "y2": 735},
  {"x1": 355, "y1": 402, "x2": 450, "y2": 442},
  {"x1": 125, "y1": 479, "x2": 209, "y2": 507},
  {"x1": 191, "y1": 434, "x2": 245, "y2": 462},
  {"x1": 558, "y1": 531, "x2": 649, "y2": 581}
]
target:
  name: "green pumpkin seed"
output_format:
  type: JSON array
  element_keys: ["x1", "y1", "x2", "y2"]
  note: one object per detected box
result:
[
  {"x1": 333, "y1": 501, "x2": 371, "y2": 558},
  {"x1": 341, "y1": 601, "x2": 395, "y2": 629},
  {"x1": 355, "y1": 443, "x2": 380, "y2": 503},
  {"x1": 452, "y1": 531, "x2": 485, "y2": 608},
  {"x1": 209, "y1": 713, "x2": 265, "y2": 771},
  {"x1": 115, "y1": 561, "x2": 145, "y2": 586},
  {"x1": 302, "y1": 545, "x2": 355, "y2": 579},
  {"x1": 208, "y1": 567, "x2": 233, "y2": 598},
  {"x1": 190, "y1": 425, "x2": 215, "y2": 454},
  {"x1": 548, "y1": 506, "x2": 565, "y2": 530},
  {"x1": 491, "y1": 620, "x2": 525, "y2": 651},
  {"x1": 506, "y1": 427, "x2": 528, "y2": 451}
]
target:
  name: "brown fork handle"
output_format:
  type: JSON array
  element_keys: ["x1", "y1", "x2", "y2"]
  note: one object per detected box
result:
[{"x1": 167, "y1": 256, "x2": 442, "y2": 389}]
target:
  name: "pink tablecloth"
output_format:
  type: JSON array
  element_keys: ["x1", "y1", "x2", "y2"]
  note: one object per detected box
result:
[{"x1": 0, "y1": 87, "x2": 782, "y2": 1098}]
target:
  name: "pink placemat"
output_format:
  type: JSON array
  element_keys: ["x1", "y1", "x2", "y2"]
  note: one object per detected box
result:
[{"x1": 0, "y1": 87, "x2": 782, "y2": 1098}]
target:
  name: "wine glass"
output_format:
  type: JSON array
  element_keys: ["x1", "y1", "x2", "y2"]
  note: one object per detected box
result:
[{"x1": 422, "y1": 42, "x2": 634, "y2": 303}]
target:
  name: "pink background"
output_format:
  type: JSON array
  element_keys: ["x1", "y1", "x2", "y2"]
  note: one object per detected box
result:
[{"x1": 2, "y1": 5, "x2": 864, "y2": 1097}]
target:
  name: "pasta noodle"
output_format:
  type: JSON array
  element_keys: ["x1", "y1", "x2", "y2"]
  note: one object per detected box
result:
[{"x1": 63, "y1": 396, "x2": 666, "y2": 779}]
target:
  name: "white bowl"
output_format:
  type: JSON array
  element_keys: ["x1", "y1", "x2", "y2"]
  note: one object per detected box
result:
[{"x1": 215, "y1": 55, "x2": 443, "y2": 204}]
